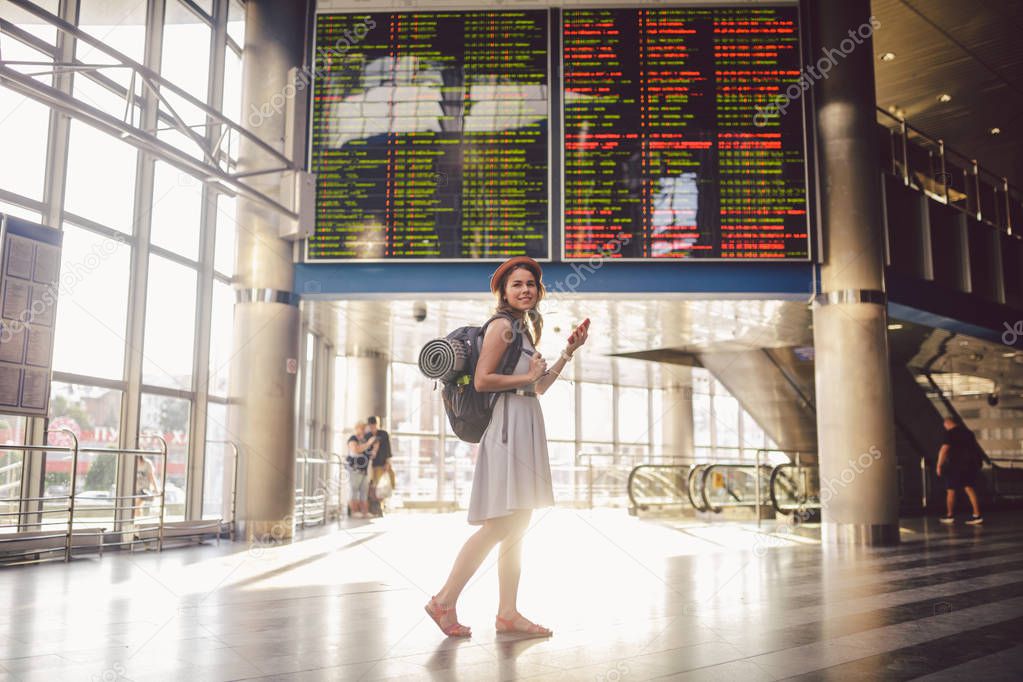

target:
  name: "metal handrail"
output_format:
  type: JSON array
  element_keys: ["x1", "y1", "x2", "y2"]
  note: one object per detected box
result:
[
  {"x1": 877, "y1": 106, "x2": 1020, "y2": 235},
  {"x1": 699, "y1": 463, "x2": 773, "y2": 514},
  {"x1": 206, "y1": 440, "x2": 240, "y2": 540},
  {"x1": 295, "y1": 450, "x2": 347, "y2": 527},
  {"x1": 626, "y1": 464, "x2": 693, "y2": 512},
  {"x1": 0, "y1": 429, "x2": 78, "y2": 563},
  {"x1": 576, "y1": 452, "x2": 698, "y2": 509},
  {"x1": 769, "y1": 464, "x2": 822, "y2": 516}
]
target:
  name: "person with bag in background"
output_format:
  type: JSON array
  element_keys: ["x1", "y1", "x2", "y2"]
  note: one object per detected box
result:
[
  {"x1": 346, "y1": 421, "x2": 376, "y2": 519},
  {"x1": 368, "y1": 416, "x2": 395, "y2": 509},
  {"x1": 423, "y1": 256, "x2": 590, "y2": 638}
]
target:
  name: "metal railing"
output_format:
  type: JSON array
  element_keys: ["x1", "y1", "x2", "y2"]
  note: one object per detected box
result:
[
  {"x1": 205, "y1": 440, "x2": 240, "y2": 541},
  {"x1": 0, "y1": 429, "x2": 80, "y2": 563},
  {"x1": 0, "y1": 432, "x2": 169, "y2": 563},
  {"x1": 295, "y1": 450, "x2": 346, "y2": 527},
  {"x1": 988, "y1": 457, "x2": 1023, "y2": 502},
  {"x1": 877, "y1": 107, "x2": 1020, "y2": 235},
  {"x1": 577, "y1": 453, "x2": 695, "y2": 509}
]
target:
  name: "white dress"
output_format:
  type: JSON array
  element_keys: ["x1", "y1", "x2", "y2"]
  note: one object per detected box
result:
[{"x1": 467, "y1": 333, "x2": 555, "y2": 525}]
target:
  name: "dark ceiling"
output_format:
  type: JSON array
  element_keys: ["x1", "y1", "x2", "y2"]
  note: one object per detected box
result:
[{"x1": 872, "y1": 0, "x2": 1023, "y2": 188}]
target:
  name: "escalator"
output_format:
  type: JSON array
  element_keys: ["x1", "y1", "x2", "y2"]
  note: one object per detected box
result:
[{"x1": 627, "y1": 455, "x2": 822, "y2": 519}]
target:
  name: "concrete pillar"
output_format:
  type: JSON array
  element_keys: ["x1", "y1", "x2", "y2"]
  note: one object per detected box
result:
[
  {"x1": 810, "y1": 0, "x2": 899, "y2": 545},
  {"x1": 662, "y1": 375, "x2": 694, "y2": 459},
  {"x1": 228, "y1": 0, "x2": 311, "y2": 542},
  {"x1": 342, "y1": 306, "x2": 390, "y2": 429}
]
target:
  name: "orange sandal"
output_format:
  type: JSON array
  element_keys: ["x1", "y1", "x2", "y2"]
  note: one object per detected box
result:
[
  {"x1": 425, "y1": 596, "x2": 471, "y2": 637},
  {"x1": 495, "y1": 612, "x2": 552, "y2": 638}
]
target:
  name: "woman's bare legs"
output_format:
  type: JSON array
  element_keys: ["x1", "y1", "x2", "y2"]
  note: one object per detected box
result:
[
  {"x1": 430, "y1": 510, "x2": 548, "y2": 635},
  {"x1": 496, "y1": 511, "x2": 550, "y2": 635},
  {"x1": 435, "y1": 514, "x2": 515, "y2": 606},
  {"x1": 497, "y1": 511, "x2": 530, "y2": 617}
]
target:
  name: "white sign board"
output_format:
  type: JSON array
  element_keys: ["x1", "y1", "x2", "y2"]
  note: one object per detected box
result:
[{"x1": 0, "y1": 215, "x2": 62, "y2": 417}]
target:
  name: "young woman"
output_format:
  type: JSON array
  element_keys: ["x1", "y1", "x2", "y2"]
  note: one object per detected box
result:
[
  {"x1": 424, "y1": 256, "x2": 590, "y2": 638},
  {"x1": 346, "y1": 422, "x2": 376, "y2": 519}
]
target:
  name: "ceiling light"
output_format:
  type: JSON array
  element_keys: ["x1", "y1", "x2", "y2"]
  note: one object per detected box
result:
[
  {"x1": 937, "y1": 93, "x2": 952, "y2": 103},
  {"x1": 887, "y1": 323, "x2": 903, "y2": 330},
  {"x1": 880, "y1": 52, "x2": 896, "y2": 62},
  {"x1": 990, "y1": 127, "x2": 1001, "y2": 135},
  {"x1": 1003, "y1": 352, "x2": 1017, "y2": 358}
]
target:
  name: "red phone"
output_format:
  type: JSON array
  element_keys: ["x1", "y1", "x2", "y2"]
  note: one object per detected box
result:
[{"x1": 568, "y1": 318, "x2": 590, "y2": 344}]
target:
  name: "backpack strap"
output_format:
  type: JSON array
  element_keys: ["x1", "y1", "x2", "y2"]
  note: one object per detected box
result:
[
  {"x1": 482, "y1": 312, "x2": 526, "y2": 445},
  {"x1": 480, "y1": 312, "x2": 524, "y2": 378}
]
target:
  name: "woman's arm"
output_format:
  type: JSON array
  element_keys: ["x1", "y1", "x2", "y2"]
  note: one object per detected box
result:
[
  {"x1": 936, "y1": 443, "x2": 949, "y2": 476},
  {"x1": 474, "y1": 317, "x2": 544, "y2": 392},
  {"x1": 535, "y1": 354, "x2": 569, "y2": 395},
  {"x1": 536, "y1": 318, "x2": 590, "y2": 395},
  {"x1": 353, "y1": 436, "x2": 376, "y2": 454}
]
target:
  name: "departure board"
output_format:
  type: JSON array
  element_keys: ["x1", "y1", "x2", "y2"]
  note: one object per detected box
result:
[
  {"x1": 563, "y1": 6, "x2": 809, "y2": 259},
  {"x1": 309, "y1": 11, "x2": 550, "y2": 261}
]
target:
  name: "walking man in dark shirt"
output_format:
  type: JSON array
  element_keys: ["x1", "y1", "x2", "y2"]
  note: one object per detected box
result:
[
  {"x1": 368, "y1": 416, "x2": 395, "y2": 491},
  {"x1": 937, "y1": 418, "x2": 984, "y2": 525}
]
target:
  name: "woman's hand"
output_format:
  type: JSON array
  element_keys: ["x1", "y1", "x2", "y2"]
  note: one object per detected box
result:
[
  {"x1": 565, "y1": 318, "x2": 591, "y2": 355},
  {"x1": 527, "y1": 352, "x2": 547, "y2": 382}
]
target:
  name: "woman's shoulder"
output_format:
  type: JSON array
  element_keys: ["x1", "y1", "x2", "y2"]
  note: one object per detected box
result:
[{"x1": 485, "y1": 314, "x2": 513, "y2": 333}]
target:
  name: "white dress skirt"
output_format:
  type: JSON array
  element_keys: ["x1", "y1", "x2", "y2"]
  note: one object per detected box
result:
[{"x1": 467, "y1": 335, "x2": 555, "y2": 525}]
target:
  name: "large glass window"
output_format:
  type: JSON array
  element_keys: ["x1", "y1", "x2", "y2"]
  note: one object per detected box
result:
[
  {"x1": 150, "y1": 162, "x2": 202, "y2": 260},
  {"x1": 77, "y1": 0, "x2": 148, "y2": 65},
  {"x1": 0, "y1": 417, "x2": 27, "y2": 532},
  {"x1": 140, "y1": 393, "x2": 190, "y2": 521},
  {"x1": 0, "y1": 0, "x2": 250, "y2": 526},
  {"x1": 214, "y1": 193, "x2": 236, "y2": 276},
  {"x1": 0, "y1": 79, "x2": 50, "y2": 201},
  {"x1": 391, "y1": 435, "x2": 438, "y2": 504},
  {"x1": 208, "y1": 279, "x2": 234, "y2": 397},
  {"x1": 618, "y1": 386, "x2": 649, "y2": 445},
  {"x1": 47, "y1": 383, "x2": 122, "y2": 529},
  {"x1": 142, "y1": 256, "x2": 197, "y2": 389},
  {"x1": 52, "y1": 223, "x2": 131, "y2": 380},
  {"x1": 222, "y1": 47, "x2": 243, "y2": 154},
  {"x1": 580, "y1": 382, "x2": 613, "y2": 442},
  {"x1": 161, "y1": 1, "x2": 211, "y2": 117},
  {"x1": 0, "y1": 201, "x2": 41, "y2": 223},
  {"x1": 392, "y1": 362, "x2": 440, "y2": 434},
  {"x1": 714, "y1": 393, "x2": 740, "y2": 448},
  {"x1": 0, "y1": 1, "x2": 58, "y2": 47},
  {"x1": 64, "y1": 121, "x2": 137, "y2": 232},
  {"x1": 202, "y1": 401, "x2": 232, "y2": 519},
  {"x1": 227, "y1": 0, "x2": 246, "y2": 46},
  {"x1": 541, "y1": 379, "x2": 574, "y2": 442},
  {"x1": 693, "y1": 392, "x2": 712, "y2": 448}
]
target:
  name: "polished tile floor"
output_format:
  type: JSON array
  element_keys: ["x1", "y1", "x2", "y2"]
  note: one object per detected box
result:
[{"x1": 1, "y1": 508, "x2": 1022, "y2": 681}]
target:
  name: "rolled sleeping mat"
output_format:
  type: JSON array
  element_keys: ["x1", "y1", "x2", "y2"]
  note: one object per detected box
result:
[{"x1": 418, "y1": 338, "x2": 468, "y2": 381}]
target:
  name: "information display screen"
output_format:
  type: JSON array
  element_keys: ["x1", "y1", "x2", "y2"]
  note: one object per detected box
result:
[
  {"x1": 563, "y1": 6, "x2": 809, "y2": 259},
  {"x1": 309, "y1": 10, "x2": 550, "y2": 260}
]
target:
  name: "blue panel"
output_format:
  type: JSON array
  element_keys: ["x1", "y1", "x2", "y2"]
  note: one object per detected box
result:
[
  {"x1": 2, "y1": 214, "x2": 62, "y2": 246},
  {"x1": 886, "y1": 271, "x2": 1019, "y2": 344},
  {"x1": 295, "y1": 262, "x2": 817, "y2": 298}
]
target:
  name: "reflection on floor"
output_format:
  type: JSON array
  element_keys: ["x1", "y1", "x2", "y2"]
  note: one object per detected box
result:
[{"x1": 2, "y1": 508, "x2": 1022, "y2": 680}]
